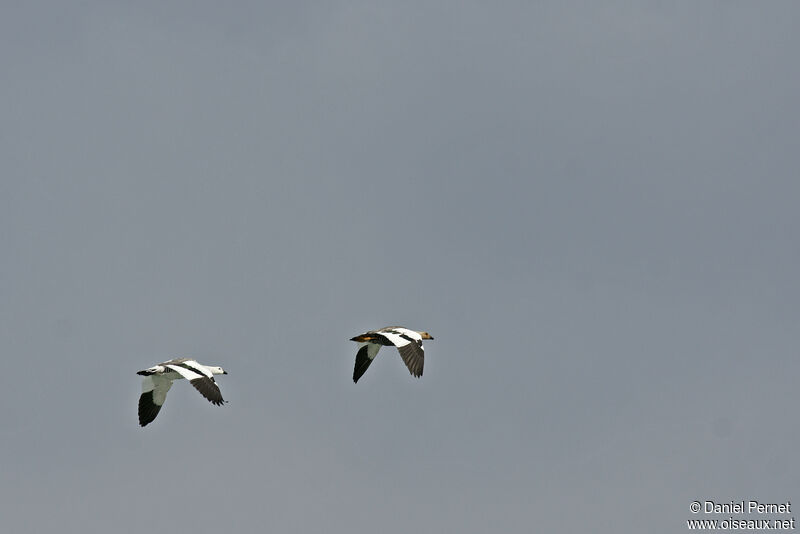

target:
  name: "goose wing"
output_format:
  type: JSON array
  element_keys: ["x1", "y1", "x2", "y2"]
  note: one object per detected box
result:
[
  {"x1": 353, "y1": 343, "x2": 382, "y2": 383},
  {"x1": 375, "y1": 328, "x2": 425, "y2": 378},
  {"x1": 165, "y1": 360, "x2": 225, "y2": 406},
  {"x1": 138, "y1": 375, "x2": 173, "y2": 427}
]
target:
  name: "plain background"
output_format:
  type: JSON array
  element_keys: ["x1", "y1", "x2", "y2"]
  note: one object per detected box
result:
[{"x1": 2, "y1": 3, "x2": 798, "y2": 533}]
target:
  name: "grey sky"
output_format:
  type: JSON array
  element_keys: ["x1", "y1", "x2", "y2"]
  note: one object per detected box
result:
[{"x1": 2, "y1": 3, "x2": 798, "y2": 533}]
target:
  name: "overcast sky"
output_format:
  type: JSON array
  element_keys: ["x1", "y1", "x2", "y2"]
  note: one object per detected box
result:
[{"x1": 2, "y1": 3, "x2": 799, "y2": 533}]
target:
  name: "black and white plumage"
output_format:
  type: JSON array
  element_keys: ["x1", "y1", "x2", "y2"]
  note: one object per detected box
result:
[
  {"x1": 350, "y1": 326, "x2": 434, "y2": 383},
  {"x1": 136, "y1": 358, "x2": 228, "y2": 427}
]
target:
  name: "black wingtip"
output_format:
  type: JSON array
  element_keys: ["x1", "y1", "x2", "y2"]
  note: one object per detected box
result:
[
  {"x1": 353, "y1": 365, "x2": 369, "y2": 384},
  {"x1": 137, "y1": 391, "x2": 161, "y2": 427}
]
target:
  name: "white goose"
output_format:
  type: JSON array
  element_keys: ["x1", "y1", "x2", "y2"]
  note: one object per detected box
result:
[
  {"x1": 136, "y1": 358, "x2": 228, "y2": 427},
  {"x1": 350, "y1": 326, "x2": 434, "y2": 383}
]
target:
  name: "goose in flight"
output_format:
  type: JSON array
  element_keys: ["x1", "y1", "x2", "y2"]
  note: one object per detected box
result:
[
  {"x1": 136, "y1": 358, "x2": 228, "y2": 427},
  {"x1": 350, "y1": 327, "x2": 433, "y2": 383}
]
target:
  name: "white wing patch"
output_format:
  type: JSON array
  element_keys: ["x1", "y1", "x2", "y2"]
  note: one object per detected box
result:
[
  {"x1": 361, "y1": 342, "x2": 382, "y2": 360},
  {"x1": 141, "y1": 375, "x2": 156, "y2": 393},
  {"x1": 389, "y1": 327, "x2": 423, "y2": 340},
  {"x1": 378, "y1": 329, "x2": 417, "y2": 348},
  {"x1": 179, "y1": 360, "x2": 215, "y2": 378},
  {"x1": 142, "y1": 375, "x2": 173, "y2": 406},
  {"x1": 165, "y1": 363, "x2": 207, "y2": 381}
]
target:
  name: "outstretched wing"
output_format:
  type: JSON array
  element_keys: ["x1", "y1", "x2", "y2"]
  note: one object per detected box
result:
[
  {"x1": 353, "y1": 343, "x2": 381, "y2": 383},
  {"x1": 395, "y1": 342, "x2": 424, "y2": 377},
  {"x1": 165, "y1": 361, "x2": 225, "y2": 406},
  {"x1": 376, "y1": 329, "x2": 425, "y2": 378},
  {"x1": 139, "y1": 375, "x2": 173, "y2": 427}
]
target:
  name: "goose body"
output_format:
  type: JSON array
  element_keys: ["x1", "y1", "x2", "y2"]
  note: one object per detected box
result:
[
  {"x1": 350, "y1": 326, "x2": 433, "y2": 383},
  {"x1": 136, "y1": 358, "x2": 228, "y2": 427}
]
